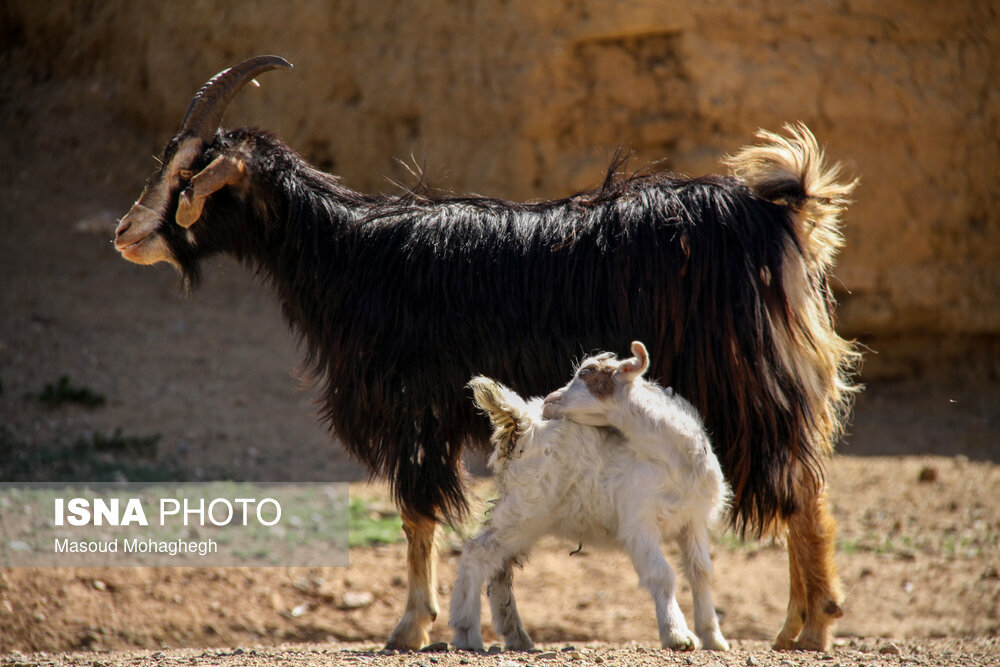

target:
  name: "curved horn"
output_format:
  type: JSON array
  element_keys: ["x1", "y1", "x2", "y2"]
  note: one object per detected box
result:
[{"x1": 178, "y1": 55, "x2": 293, "y2": 144}]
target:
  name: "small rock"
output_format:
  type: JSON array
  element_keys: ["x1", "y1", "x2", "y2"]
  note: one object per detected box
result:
[
  {"x1": 488, "y1": 644, "x2": 504, "y2": 655},
  {"x1": 746, "y1": 656, "x2": 758, "y2": 666},
  {"x1": 536, "y1": 652, "x2": 558, "y2": 660},
  {"x1": 92, "y1": 580, "x2": 107, "y2": 591},
  {"x1": 879, "y1": 642, "x2": 901, "y2": 655},
  {"x1": 289, "y1": 603, "x2": 309, "y2": 617},
  {"x1": 232, "y1": 648, "x2": 245, "y2": 655},
  {"x1": 917, "y1": 466, "x2": 938, "y2": 482},
  {"x1": 593, "y1": 657, "x2": 604, "y2": 664},
  {"x1": 150, "y1": 652, "x2": 164, "y2": 659},
  {"x1": 341, "y1": 591, "x2": 375, "y2": 609},
  {"x1": 420, "y1": 642, "x2": 450, "y2": 653},
  {"x1": 459, "y1": 659, "x2": 470, "y2": 665},
  {"x1": 560, "y1": 646, "x2": 577, "y2": 652}
]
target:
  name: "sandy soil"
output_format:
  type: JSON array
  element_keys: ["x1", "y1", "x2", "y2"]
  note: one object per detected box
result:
[{"x1": 1, "y1": 78, "x2": 999, "y2": 667}]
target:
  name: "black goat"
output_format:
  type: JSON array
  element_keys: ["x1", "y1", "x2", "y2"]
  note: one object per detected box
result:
[{"x1": 115, "y1": 56, "x2": 858, "y2": 651}]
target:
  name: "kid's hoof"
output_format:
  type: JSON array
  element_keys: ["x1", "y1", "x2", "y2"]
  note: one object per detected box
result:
[
  {"x1": 664, "y1": 630, "x2": 700, "y2": 652},
  {"x1": 450, "y1": 627, "x2": 484, "y2": 652},
  {"x1": 700, "y1": 632, "x2": 730, "y2": 651},
  {"x1": 503, "y1": 632, "x2": 534, "y2": 651}
]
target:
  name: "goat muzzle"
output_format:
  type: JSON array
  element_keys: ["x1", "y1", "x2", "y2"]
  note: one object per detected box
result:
[
  {"x1": 114, "y1": 202, "x2": 158, "y2": 252},
  {"x1": 541, "y1": 391, "x2": 563, "y2": 419}
]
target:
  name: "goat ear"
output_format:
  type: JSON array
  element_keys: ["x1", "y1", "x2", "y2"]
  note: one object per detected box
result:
[
  {"x1": 616, "y1": 340, "x2": 650, "y2": 382},
  {"x1": 176, "y1": 154, "x2": 246, "y2": 228}
]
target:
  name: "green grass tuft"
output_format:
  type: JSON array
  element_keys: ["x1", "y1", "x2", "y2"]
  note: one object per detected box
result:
[
  {"x1": 0, "y1": 426, "x2": 178, "y2": 483},
  {"x1": 348, "y1": 497, "x2": 404, "y2": 547},
  {"x1": 38, "y1": 376, "x2": 106, "y2": 408}
]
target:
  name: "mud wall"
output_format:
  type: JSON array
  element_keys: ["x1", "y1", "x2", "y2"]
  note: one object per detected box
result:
[{"x1": 3, "y1": 0, "x2": 998, "y2": 372}]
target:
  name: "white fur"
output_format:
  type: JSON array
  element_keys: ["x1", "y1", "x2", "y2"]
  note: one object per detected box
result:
[{"x1": 450, "y1": 342, "x2": 731, "y2": 652}]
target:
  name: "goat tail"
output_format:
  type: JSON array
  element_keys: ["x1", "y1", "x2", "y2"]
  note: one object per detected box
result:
[
  {"x1": 725, "y1": 124, "x2": 861, "y2": 535},
  {"x1": 724, "y1": 122, "x2": 857, "y2": 271},
  {"x1": 467, "y1": 377, "x2": 528, "y2": 465}
]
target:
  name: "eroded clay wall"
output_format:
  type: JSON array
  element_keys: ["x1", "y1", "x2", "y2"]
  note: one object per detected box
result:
[{"x1": 3, "y1": 0, "x2": 998, "y2": 367}]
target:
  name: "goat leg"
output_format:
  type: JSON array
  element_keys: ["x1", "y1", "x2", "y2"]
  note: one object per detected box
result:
[
  {"x1": 624, "y1": 530, "x2": 699, "y2": 651},
  {"x1": 488, "y1": 557, "x2": 533, "y2": 651},
  {"x1": 386, "y1": 511, "x2": 439, "y2": 650},
  {"x1": 774, "y1": 486, "x2": 843, "y2": 651},
  {"x1": 678, "y1": 523, "x2": 729, "y2": 651}
]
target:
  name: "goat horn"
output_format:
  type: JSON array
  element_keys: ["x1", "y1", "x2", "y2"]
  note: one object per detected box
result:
[{"x1": 178, "y1": 55, "x2": 293, "y2": 144}]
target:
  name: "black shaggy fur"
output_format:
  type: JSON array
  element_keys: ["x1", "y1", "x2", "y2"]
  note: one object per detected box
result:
[{"x1": 163, "y1": 128, "x2": 835, "y2": 535}]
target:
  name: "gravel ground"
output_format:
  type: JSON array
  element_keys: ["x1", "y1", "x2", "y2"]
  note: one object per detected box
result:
[{"x1": 5, "y1": 638, "x2": 1000, "y2": 667}]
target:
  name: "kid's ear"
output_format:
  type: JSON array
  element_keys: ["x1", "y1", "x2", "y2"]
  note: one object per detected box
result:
[{"x1": 616, "y1": 340, "x2": 650, "y2": 382}]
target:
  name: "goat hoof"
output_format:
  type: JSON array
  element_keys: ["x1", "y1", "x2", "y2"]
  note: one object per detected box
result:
[
  {"x1": 772, "y1": 635, "x2": 797, "y2": 651},
  {"x1": 450, "y1": 628, "x2": 484, "y2": 652},
  {"x1": 774, "y1": 633, "x2": 831, "y2": 652},
  {"x1": 503, "y1": 632, "x2": 534, "y2": 651},
  {"x1": 700, "y1": 633, "x2": 730, "y2": 651},
  {"x1": 664, "y1": 630, "x2": 700, "y2": 652},
  {"x1": 386, "y1": 622, "x2": 431, "y2": 651},
  {"x1": 790, "y1": 627, "x2": 832, "y2": 652}
]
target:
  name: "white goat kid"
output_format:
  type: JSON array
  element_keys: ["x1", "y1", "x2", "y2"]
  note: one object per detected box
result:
[{"x1": 450, "y1": 341, "x2": 730, "y2": 652}]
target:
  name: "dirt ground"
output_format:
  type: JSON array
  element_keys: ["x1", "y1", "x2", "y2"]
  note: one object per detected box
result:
[
  {"x1": 0, "y1": 458, "x2": 998, "y2": 667},
  {"x1": 1, "y1": 79, "x2": 999, "y2": 667}
]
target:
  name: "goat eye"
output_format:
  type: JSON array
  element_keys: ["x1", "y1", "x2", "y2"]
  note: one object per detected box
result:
[
  {"x1": 178, "y1": 169, "x2": 194, "y2": 181},
  {"x1": 579, "y1": 368, "x2": 593, "y2": 377}
]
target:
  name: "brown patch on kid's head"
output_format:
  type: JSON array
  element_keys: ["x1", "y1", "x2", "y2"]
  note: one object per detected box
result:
[{"x1": 580, "y1": 361, "x2": 617, "y2": 400}]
